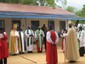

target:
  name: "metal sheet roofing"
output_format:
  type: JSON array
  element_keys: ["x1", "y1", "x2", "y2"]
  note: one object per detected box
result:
[
  {"x1": 0, "y1": 2, "x2": 73, "y2": 15},
  {"x1": 0, "y1": 3, "x2": 85, "y2": 20}
]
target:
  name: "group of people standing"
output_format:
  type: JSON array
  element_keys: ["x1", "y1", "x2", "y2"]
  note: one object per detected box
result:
[
  {"x1": 9, "y1": 24, "x2": 47, "y2": 55},
  {"x1": 60, "y1": 21, "x2": 85, "y2": 64},
  {"x1": 46, "y1": 21, "x2": 80, "y2": 64},
  {"x1": 0, "y1": 21, "x2": 83, "y2": 64}
]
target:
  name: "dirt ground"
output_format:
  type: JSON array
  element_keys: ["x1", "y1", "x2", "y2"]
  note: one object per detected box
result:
[{"x1": 7, "y1": 46, "x2": 85, "y2": 64}]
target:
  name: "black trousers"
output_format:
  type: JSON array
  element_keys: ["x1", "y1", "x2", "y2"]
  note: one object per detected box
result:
[
  {"x1": 79, "y1": 47, "x2": 84, "y2": 56},
  {"x1": 0, "y1": 58, "x2": 7, "y2": 64}
]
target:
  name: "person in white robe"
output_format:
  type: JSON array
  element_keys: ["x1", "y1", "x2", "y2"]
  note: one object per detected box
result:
[
  {"x1": 35, "y1": 27, "x2": 45, "y2": 53},
  {"x1": 25, "y1": 26, "x2": 34, "y2": 53},
  {"x1": 18, "y1": 28, "x2": 25, "y2": 53},
  {"x1": 78, "y1": 26, "x2": 85, "y2": 56},
  {"x1": 63, "y1": 21, "x2": 80, "y2": 63}
]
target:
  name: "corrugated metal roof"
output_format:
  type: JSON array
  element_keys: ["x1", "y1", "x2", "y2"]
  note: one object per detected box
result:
[
  {"x1": 0, "y1": 3, "x2": 85, "y2": 20},
  {"x1": 0, "y1": 11, "x2": 85, "y2": 20},
  {"x1": 0, "y1": 2, "x2": 73, "y2": 15}
]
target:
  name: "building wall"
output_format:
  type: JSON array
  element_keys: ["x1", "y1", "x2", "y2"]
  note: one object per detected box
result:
[
  {"x1": 0, "y1": 18, "x2": 67, "y2": 46},
  {"x1": 54, "y1": 19, "x2": 60, "y2": 32}
]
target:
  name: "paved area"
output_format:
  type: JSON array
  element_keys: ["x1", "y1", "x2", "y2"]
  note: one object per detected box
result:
[{"x1": 8, "y1": 47, "x2": 85, "y2": 64}]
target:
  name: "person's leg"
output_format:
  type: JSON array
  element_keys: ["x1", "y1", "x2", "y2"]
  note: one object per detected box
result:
[
  {"x1": 0, "y1": 59, "x2": 3, "y2": 64},
  {"x1": 79, "y1": 47, "x2": 84, "y2": 56},
  {"x1": 4, "y1": 58, "x2": 7, "y2": 64}
]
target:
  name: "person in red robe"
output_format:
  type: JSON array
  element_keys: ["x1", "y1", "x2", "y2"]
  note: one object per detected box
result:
[
  {"x1": 61, "y1": 29, "x2": 67, "y2": 52},
  {"x1": 0, "y1": 28, "x2": 9, "y2": 64},
  {"x1": 46, "y1": 26, "x2": 59, "y2": 64}
]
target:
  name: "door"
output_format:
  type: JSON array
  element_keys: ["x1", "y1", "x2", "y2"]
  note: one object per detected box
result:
[
  {"x1": 31, "y1": 21, "x2": 39, "y2": 31},
  {"x1": 48, "y1": 20, "x2": 55, "y2": 30},
  {"x1": 60, "y1": 21, "x2": 66, "y2": 30},
  {"x1": 0, "y1": 20, "x2": 5, "y2": 28},
  {"x1": 12, "y1": 20, "x2": 21, "y2": 30}
]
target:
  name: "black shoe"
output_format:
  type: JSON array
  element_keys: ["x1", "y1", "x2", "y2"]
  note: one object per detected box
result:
[
  {"x1": 69, "y1": 61, "x2": 76, "y2": 63},
  {"x1": 38, "y1": 51, "x2": 42, "y2": 53},
  {"x1": 28, "y1": 51, "x2": 33, "y2": 53}
]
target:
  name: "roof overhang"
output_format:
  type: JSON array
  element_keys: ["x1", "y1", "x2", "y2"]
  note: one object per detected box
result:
[{"x1": 0, "y1": 11, "x2": 85, "y2": 20}]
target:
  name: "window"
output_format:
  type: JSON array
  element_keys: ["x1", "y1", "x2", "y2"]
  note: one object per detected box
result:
[
  {"x1": 0, "y1": 20, "x2": 5, "y2": 28},
  {"x1": 60, "y1": 21, "x2": 66, "y2": 30},
  {"x1": 31, "y1": 21, "x2": 39, "y2": 31},
  {"x1": 48, "y1": 20, "x2": 55, "y2": 30}
]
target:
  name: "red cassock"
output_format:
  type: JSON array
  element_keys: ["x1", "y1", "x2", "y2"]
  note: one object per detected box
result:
[
  {"x1": 0, "y1": 33, "x2": 9, "y2": 60},
  {"x1": 46, "y1": 31, "x2": 58, "y2": 64},
  {"x1": 36, "y1": 41, "x2": 43, "y2": 52},
  {"x1": 62, "y1": 38, "x2": 64, "y2": 51}
]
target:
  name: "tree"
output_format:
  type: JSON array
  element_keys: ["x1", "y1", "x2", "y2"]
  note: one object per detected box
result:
[
  {"x1": 66, "y1": 6, "x2": 77, "y2": 13},
  {"x1": 81, "y1": 5, "x2": 85, "y2": 17},
  {"x1": 75, "y1": 10, "x2": 82, "y2": 17},
  {"x1": 0, "y1": 0, "x2": 67, "y2": 8},
  {"x1": 20, "y1": 0, "x2": 37, "y2": 5}
]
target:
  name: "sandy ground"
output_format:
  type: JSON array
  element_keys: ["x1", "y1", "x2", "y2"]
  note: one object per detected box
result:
[{"x1": 8, "y1": 46, "x2": 85, "y2": 64}]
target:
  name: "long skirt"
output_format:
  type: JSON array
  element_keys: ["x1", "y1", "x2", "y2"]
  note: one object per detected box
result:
[
  {"x1": 46, "y1": 41, "x2": 58, "y2": 64},
  {"x1": 0, "y1": 41, "x2": 9, "y2": 60}
]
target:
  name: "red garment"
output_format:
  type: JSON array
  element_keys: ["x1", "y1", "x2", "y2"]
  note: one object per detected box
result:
[
  {"x1": 62, "y1": 38, "x2": 66, "y2": 52},
  {"x1": 46, "y1": 31, "x2": 58, "y2": 64},
  {"x1": 0, "y1": 33, "x2": 9, "y2": 60},
  {"x1": 62, "y1": 38, "x2": 64, "y2": 50},
  {"x1": 36, "y1": 41, "x2": 43, "y2": 52}
]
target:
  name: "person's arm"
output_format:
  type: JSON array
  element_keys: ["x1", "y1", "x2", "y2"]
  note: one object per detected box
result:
[
  {"x1": 35, "y1": 31, "x2": 37, "y2": 38},
  {"x1": 1, "y1": 32, "x2": 8, "y2": 40},
  {"x1": 63, "y1": 29, "x2": 70, "y2": 37},
  {"x1": 32, "y1": 30, "x2": 34, "y2": 36},
  {"x1": 80, "y1": 31, "x2": 84, "y2": 42},
  {"x1": 55, "y1": 32, "x2": 59, "y2": 44},
  {"x1": 46, "y1": 32, "x2": 53, "y2": 43},
  {"x1": 42, "y1": 31, "x2": 45, "y2": 37}
]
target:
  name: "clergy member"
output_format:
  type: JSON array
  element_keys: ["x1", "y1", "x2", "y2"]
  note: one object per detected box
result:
[
  {"x1": 46, "y1": 25, "x2": 59, "y2": 64},
  {"x1": 17, "y1": 28, "x2": 25, "y2": 53},
  {"x1": 78, "y1": 26, "x2": 85, "y2": 56},
  {"x1": 35, "y1": 27, "x2": 45, "y2": 53},
  {"x1": 0, "y1": 28, "x2": 9, "y2": 64},
  {"x1": 25, "y1": 26, "x2": 34, "y2": 53},
  {"x1": 63, "y1": 21, "x2": 80, "y2": 63},
  {"x1": 9, "y1": 24, "x2": 21, "y2": 55}
]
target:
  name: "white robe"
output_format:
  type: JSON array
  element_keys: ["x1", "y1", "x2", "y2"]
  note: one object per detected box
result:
[
  {"x1": 25, "y1": 29, "x2": 34, "y2": 51},
  {"x1": 19, "y1": 31, "x2": 25, "y2": 52},
  {"x1": 63, "y1": 27, "x2": 80, "y2": 61},
  {"x1": 78, "y1": 30, "x2": 85, "y2": 47}
]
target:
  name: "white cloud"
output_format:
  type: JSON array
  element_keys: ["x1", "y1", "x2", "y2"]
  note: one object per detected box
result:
[{"x1": 67, "y1": 0, "x2": 85, "y2": 9}]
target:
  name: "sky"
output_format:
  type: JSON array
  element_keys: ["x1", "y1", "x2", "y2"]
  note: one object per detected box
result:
[{"x1": 67, "y1": 0, "x2": 85, "y2": 9}]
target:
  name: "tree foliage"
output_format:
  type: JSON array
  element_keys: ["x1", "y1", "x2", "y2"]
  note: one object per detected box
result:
[
  {"x1": 81, "y1": 5, "x2": 85, "y2": 17},
  {"x1": 0, "y1": 0, "x2": 56, "y2": 7},
  {"x1": 75, "y1": 5, "x2": 85, "y2": 18},
  {"x1": 66, "y1": 6, "x2": 77, "y2": 13},
  {"x1": 0, "y1": 0, "x2": 67, "y2": 8}
]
